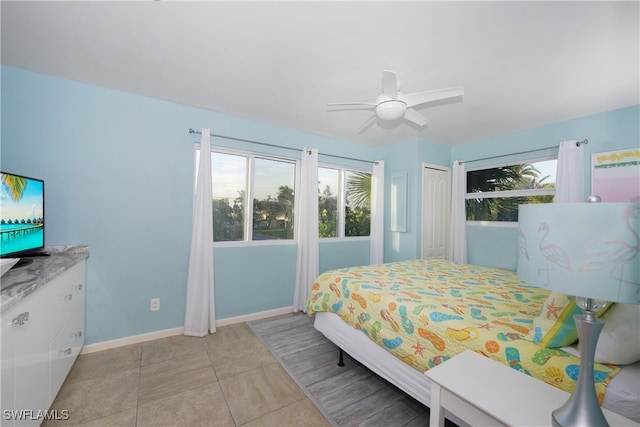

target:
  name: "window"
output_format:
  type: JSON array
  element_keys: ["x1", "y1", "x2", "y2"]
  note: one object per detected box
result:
[
  {"x1": 211, "y1": 152, "x2": 247, "y2": 241},
  {"x1": 465, "y1": 158, "x2": 556, "y2": 222},
  {"x1": 318, "y1": 166, "x2": 371, "y2": 238},
  {"x1": 252, "y1": 157, "x2": 296, "y2": 240},
  {"x1": 318, "y1": 167, "x2": 339, "y2": 238},
  {"x1": 203, "y1": 147, "x2": 297, "y2": 243}
]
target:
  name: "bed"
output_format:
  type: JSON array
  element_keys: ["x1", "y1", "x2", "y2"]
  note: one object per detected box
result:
[{"x1": 306, "y1": 258, "x2": 640, "y2": 423}]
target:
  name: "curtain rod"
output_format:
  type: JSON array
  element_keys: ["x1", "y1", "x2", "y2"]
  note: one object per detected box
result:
[
  {"x1": 189, "y1": 128, "x2": 377, "y2": 165},
  {"x1": 189, "y1": 128, "x2": 302, "y2": 153},
  {"x1": 458, "y1": 139, "x2": 588, "y2": 166}
]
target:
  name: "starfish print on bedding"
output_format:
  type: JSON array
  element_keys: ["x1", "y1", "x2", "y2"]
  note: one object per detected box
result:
[
  {"x1": 546, "y1": 298, "x2": 563, "y2": 319},
  {"x1": 477, "y1": 322, "x2": 492, "y2": 330},
  {"x1": 412, "y1": 341, "x2": 426, "y2": 357},
  {"x1": 348, "y1": 303, "x2": 355, "y2": 314}
]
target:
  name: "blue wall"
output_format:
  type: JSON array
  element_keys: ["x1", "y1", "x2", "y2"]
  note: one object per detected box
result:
[
  {"x1": 380, "y1": 139, "x2": 451, "y2": 262},
  {"x1": 1, "y1": 66, "x2": 383, "y2": 345},
  {"x1": 452, "y1": 105, "x2": 640, "y2": 270},
  {"x1": 3, "y1": 65, "x2": 637, "y2": 345}
]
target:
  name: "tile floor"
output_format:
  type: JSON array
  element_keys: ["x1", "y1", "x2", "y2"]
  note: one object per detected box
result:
[{"x1": 44, "y1": 322, "x2": 331, "y2": 427}]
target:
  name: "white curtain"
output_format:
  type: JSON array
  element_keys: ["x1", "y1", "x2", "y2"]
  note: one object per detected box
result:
[
  {"x1": 449, "y1": 160, "x2": 467, "y2": 263},
  {"x1": 555, "y1": 140, "x2": 585, "y2": 203},
  {"x1": 184, "y1": 129, "x2": 215, "y2": 336},
  {"x1": 293, "y1": 148, "x2": 319, "y2": 312},
  {"x1": 370, "y1": 161, "x2": 385, "y2": 265}
]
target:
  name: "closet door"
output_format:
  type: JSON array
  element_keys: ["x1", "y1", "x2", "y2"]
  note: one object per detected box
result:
[{"x1": 421, "y1": 164, "x2": 451, "y2": 259}]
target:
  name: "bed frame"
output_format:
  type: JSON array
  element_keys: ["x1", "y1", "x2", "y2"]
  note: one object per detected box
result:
[{"x1": 314, "y1": 311, "x2": 640, "y2": 423}]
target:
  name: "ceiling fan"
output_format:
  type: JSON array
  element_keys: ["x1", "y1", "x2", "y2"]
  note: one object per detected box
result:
[{"x1": 327, "y1": 70, "x2": 464, "y2": 132}]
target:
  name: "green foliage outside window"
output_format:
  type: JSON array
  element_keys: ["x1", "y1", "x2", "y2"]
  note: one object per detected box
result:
[
  {"x1": 318, "y1": 169, "x2": 371, "y2": 238},
  {"x1": 466, "y1": 162, "x2": 555, "y2": 222},
  {"x1": 212, "y1": 197, "x2": 245, "y2": 241},
  {"x1": 319, "y1": 185, "x2": 338, "y2": 238},
  {"x1": 252, "y1": 184, "x2": 295, "y2": 240},
  {"x1": 345, "y1": 205, "x2": 371, "y2": 236},
  {"x1": 345, "y1": 171, "x2": 371, "y2": 237}
]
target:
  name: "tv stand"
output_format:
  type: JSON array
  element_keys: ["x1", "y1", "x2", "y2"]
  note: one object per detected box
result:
[
  {"x1": 29, "y1": 250, "x2": 51, "y2": 257},
  {"x1": 3, "y1": 251, "x2": 49, "y2": 270},
  {"x1": 14, "y1": 258, "x2": 34, "y2": 268}
]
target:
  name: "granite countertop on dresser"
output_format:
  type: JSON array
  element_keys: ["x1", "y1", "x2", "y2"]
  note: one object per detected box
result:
[{"x1": 1, "y1": 245, "x2": 89, "y2": 312}]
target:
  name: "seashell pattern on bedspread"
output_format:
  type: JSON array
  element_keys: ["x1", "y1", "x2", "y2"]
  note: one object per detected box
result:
[{"x1": 305, "y1": 258, "x2": 620, "y2": 403}]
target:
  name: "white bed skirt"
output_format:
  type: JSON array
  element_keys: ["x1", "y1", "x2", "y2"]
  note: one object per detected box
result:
[{"x1": 313, "y1": 312, "x2": 640, "y2": 423}]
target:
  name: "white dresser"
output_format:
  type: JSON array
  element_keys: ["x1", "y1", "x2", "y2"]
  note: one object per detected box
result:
[{"x1": 1, "y1": 246, "x2": 88, "y2": 427}]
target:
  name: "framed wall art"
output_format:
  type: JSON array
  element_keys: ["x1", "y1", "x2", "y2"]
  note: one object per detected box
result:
[{"x1": 591, "y1": 148, "x2": 640, "y2": 202}]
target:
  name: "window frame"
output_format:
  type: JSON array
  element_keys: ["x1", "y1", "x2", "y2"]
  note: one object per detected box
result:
[
  {"x1": 318, "y1": 163, "x2": 372, "y2": 241},
  {"x1": 465, "y1": 155, "x2": 557, "y2": 227},
  {"x1": 196, "y1": 144, "x2": 299, "y2": 247}
]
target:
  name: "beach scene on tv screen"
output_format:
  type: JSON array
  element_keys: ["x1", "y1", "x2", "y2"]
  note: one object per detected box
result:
[{"x1": 1, "y1": 174, "x2": 44, "y2": 256}]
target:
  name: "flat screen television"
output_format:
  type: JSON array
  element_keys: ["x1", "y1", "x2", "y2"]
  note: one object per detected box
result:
[{"x1": 1, "y1": 171, "x2": 46, "y2": 262}]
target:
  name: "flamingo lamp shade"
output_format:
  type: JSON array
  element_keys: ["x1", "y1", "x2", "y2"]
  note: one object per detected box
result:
[{"x1": 517, "y1": 200, "x2": 639, "y2": 427}]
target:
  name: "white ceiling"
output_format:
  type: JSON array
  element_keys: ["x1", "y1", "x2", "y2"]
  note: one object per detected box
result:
[{"x1": 2, "y1": 1, "x2": 638, "y2": 147}]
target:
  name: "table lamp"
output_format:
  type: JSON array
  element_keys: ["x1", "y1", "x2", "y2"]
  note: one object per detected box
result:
[{"x1": 517, "y1": 198, "x2": 639, "y2": 427}]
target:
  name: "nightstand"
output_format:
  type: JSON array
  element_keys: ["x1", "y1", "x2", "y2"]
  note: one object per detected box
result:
[{"x1": 424, "y1": 350, "x2": 637, "y2": 427}]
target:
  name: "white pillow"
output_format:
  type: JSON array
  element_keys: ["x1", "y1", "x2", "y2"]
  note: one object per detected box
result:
[{"x1": 591, "y1": 304, "x2": 640, "y2": 365}]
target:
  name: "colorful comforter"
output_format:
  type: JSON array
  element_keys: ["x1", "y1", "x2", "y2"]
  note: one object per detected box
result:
[{"x1": 306, "y1": 258, "x2": 619, "y2": 402}]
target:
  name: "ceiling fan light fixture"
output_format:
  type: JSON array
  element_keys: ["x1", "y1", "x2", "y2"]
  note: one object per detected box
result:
[
  {"x1": 327, "y1": 71, "x2": 462, "y2": 130},
  {"x1": 376, "y1": 100, "x2": 406, "y2": 121}
]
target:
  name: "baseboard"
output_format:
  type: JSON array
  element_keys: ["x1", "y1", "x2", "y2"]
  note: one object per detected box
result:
[
  {"x1": 215, "y1": 306, "x2": 293, "y2": 326},
  {"x1": 80, "y1": 327, "x2": 184, "y2": 354},
  {"x1": 80, "y1": 305, "x2": 294, "y2": 354}
]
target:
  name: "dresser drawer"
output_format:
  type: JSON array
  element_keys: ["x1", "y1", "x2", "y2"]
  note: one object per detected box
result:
[
  {"x1": 49, "y1": 309, "x2": 84, "y2": 402},
  {"x1": 48, "y1": 263, "x2": 85, "y2": 337},
  {"x1": 6, "y1": 282, "x2": 56, "y2": 427}
]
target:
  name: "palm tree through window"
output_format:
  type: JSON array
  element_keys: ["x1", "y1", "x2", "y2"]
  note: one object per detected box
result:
[{"x1": 466, "y1": 159, "x2": 556, "y2": 222}]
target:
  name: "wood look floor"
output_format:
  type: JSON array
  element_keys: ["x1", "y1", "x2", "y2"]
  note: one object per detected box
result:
[
  {"x1": 247, "y1": 313, "x2": 432, "y2": 427},
  {"x1": 44, "y1": 320, "x2": 330, "y2": 427}
]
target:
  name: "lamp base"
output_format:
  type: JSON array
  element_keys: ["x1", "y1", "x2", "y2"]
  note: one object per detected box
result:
[{"x1": 551, "y1": 311, "x2": 608, "y2": 427}]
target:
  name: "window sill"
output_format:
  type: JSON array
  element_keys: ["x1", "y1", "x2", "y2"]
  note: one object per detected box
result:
[
  {"x1": 320, "y1": 236, "x2": 371, "y2": 243},
  {"x1": 466, "y1": 221, "x2": 518, "y2": 228},
  {"x1": 213, "y1": 240, "x2": 297, "y2": 248}
]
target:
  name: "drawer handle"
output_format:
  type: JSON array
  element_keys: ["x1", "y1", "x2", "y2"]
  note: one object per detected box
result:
[
  {"x1": 76, "y1": 284, "x2": 83, "y2": 291},
  {"x1": 65, "y1": 293, "x2": 73, "y2": 302},
  {"x1": 11, "y1": 312, "x2": 30, "y2": 326},
  {"x1": 74, "y1": 331, "x2": 83, "y2": 338},
  {"x1": 60, "y1": 348, "x2": 72, "y2": 356}
]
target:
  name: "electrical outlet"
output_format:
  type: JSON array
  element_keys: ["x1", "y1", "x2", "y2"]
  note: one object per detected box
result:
[{"x1": 150, "y1": 298, "x2": 160, "y2": 311}]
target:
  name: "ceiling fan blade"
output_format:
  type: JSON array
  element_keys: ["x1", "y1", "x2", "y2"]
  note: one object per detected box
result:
[
  {"x1": 327, "y1": 102, "x2": 376, "y2": 111},
  {"x1": 358, "y1": 115, "x2": 378, "y2": 134},
  {"x1": 404, "y1": 108, "x2": 430, "y2": 127},
  {"x1": 404, "y1": 86, "x2": 464, "y2": 108},
  {"x1": 381, "y1": 70, "x2": 398, "y2": 99}
]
